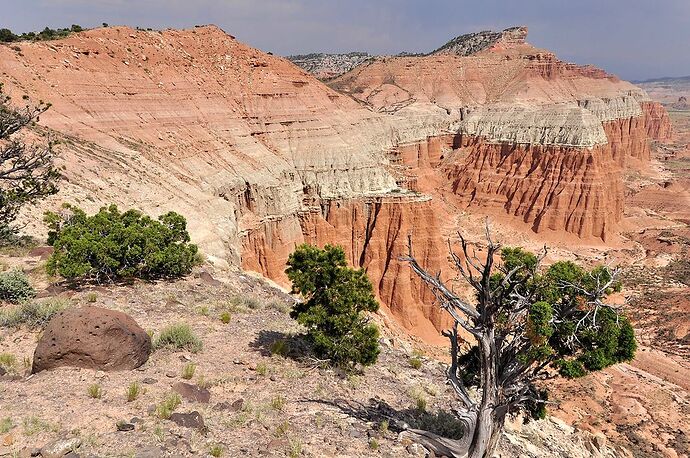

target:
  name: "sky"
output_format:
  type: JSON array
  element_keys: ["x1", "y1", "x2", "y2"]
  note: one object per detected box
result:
[{"x1": 1, "y1": 0, "x2": 688, "y2": 81}]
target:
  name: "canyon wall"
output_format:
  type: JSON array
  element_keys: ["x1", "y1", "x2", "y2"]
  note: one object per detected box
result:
[{"x1": 0, "y1": 25, "x2": 671, "y2": 337}]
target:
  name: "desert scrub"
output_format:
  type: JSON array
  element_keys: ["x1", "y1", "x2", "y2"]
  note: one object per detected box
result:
[
  {"x1": 22, "y1": 416, "x2": 56, "y2": 436},
  {"x1": 155, "y1": 393, "x2": 182, "y2": 419},
  {"x1": 209, "y1": 445, "x2": 224, "y2": 457},
  {"x1": 255, "y1": 362, "x2": 268, "y2": 376},
  {"x1": 87, "y1": 384, "x2": 103, "y2": 399},
  {"x1": 270, "y1": 395, "x2": 286, "y2": 411},
  {"x1": 126, "y1": 382, "x2": 142, "y2": 402},
  {"x1": 0, "y1": 269, "x2": 35, "y2": 303},
  {"x1": 0, "y1": 417, "x2": 12, "y2": 434},
  {"x1": 45, "y1": 204, "x2": 199, "y2": 283},
  {"x1": 154, "y1": 323, "x2": 202, "y2": 353},
  {"x1": 86, "y1": 291, "x2": 97, "y2": 303},
  {"x1": 409, "y1": 354, "x2": 423, "y2": 369},
  {"x1": 0, "y1": 298, "x2": 69, "y2": 329},
  {"x1": 181, "y1": 363, "x2": 196, "y2": 380},
  {"x1": 0, "y1": 353, "x2": 17, "y2": 373},
  {"x1": 219, "y1": 311, "x2": 231, "y2": 324},
  {"x1": 270, "y1": 339, "x2": 290, "y2": 357}
]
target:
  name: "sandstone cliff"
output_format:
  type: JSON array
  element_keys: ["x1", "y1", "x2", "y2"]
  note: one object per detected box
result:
[
  {"x1": 330, "y1": 27, "x2": 672, "y2": 240},
  {"x1": 0, "y1": 25, "x2": 671, "y2": 337}
]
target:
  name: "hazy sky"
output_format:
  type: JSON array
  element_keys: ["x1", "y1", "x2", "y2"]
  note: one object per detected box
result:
[{"x1": 2, "y1": 0, "x2": 689, "y2": 81}]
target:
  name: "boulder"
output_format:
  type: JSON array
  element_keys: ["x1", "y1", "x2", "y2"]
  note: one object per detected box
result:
[
  {"x1": 32, "y1": 306, "x2": 151, "y2": 373},
  {"x1": 40, "y1": 437, "x2": 81, "y2": 458}
]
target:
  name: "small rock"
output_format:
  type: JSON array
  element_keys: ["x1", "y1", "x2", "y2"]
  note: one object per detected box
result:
[
  {"x1": 212, "y1": 398, "x2": 244, "y2": 412},
  {"x1": 94, "y1": 371, "x2": 106, "y2": 379},
  {"x1": 169, "y1": 411, "x2": 205, "y2": 431},
  {"x1": 165, "y1": 372, "x2": 176, "y2": 378},
  {"x1": 116, "y1": 421, "x2": 135, "y2": 432},
  {"x1": 40, "y1": 437, "x2": 82, "y2": 458},
  {"x1": 134, "y1": 446, "x2": 164, "y2": 458},
  {"x1": 63, "y1": 453, "x2": 80, "y2": 458},
  {"x1": 172, "y1": 382, "x2": 211, "y2": 403},
  {"x1": 407, "y1": 443, "x2": 428, "y2": 457},
  {"x1": 0, "y1": 367, "x2": 6, "y2": 376},
  {"x1": 130, "y1": 417, "x2": 144, "y2": 424},
  {"x1": 141, "y1": 377, "x2": 157, "y2": 384}
]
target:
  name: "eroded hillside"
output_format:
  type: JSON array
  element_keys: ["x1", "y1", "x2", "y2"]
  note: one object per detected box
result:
[{"x1": 0, "y1": 24, "x2": 670, "y2": 340}]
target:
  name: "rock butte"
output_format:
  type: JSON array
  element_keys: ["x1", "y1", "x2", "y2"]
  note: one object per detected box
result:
[{"x1": 0, "y1": 25, "x2": 671, "y2": 339}]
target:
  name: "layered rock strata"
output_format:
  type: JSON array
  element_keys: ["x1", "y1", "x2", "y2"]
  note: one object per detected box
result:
[{"x1": 0, "y1": 25, "x2": 671, "y2": 337}]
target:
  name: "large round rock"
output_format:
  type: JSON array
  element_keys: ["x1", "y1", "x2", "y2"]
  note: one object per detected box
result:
[{"x1": 32, "y1": 306, "x2": 152, "y2": 373}]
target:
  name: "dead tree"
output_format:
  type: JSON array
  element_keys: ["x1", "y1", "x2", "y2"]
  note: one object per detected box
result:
[{"x1": 401, "y1": 222, "x2": 635, "y2": 458}]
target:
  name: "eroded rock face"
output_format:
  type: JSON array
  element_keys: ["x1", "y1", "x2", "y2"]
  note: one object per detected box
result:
[
  {"x1": 0, "y1": 25, "x2": 672, "y2": 338},
  {"x1": 32, "y1": 306, "x2": 151, "y2": 373}
]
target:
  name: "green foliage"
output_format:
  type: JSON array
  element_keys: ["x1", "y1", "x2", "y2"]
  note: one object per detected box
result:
[
  {"x1": 0, "y1": 299, "x2": 69, "y2": 329},
  {"x1": 181, "y1": 363, "x2": 196, "y2": 380},
  {"x1": 492, "y1": 250, "x2": 637, "y2": 382},
  {"x1": 155, "y1": 323, "x2": 203, "y2": 353},
  {"x1": 0, "y1": 25, "x2": 84, "y2": 43},
  {"x1": 0, "y1": 417, "x2": 13, "y2": 434},
  {"x1": 45, "y1": 204, "x2": 199, "y2": 282},
  {"x1": 126, "y1": 382, "x2": 142, "y2": 402},
  {"x1": 87, "y1": 384, "x2": 102, "y2": 399},
  {"x1": 155, "y1": 393, "x2": 182, "y2": 419},
  {"x1": 0, "y1": 353, "x2": 17, "y2": 373},
  {"x1": 285, "y1": 244, "x2": 380, "y2": 369},
  {"x1": 0, "y1": 269, "x2": 35, "y2": 303}
]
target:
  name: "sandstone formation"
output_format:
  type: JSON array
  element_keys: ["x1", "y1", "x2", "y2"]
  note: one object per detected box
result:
[
  {"x1": 32, "y1": 306, "x2": 151, "y2": 373},
  {"x1": 0, "y1": 25, "x2": 671, "y2": 337},
  {"x1": 330, "y1": 26, "x2": 672, "y2": 240}
]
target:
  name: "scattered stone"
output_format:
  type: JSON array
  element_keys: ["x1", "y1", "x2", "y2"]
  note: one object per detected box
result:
[
  {"x1": 40, "y1": 437, "x2": 82, "y2": 458},
  {"x1": 142, "y1": 377, "x2": 158, "y2": 384},
  {"x1": 199, "y1": 271, "x2": 222, "y2": 286},
  {"x1": 0, "y1": 367, "x2": 5, "y2": 377},
  {"x1": 212, "y1": 398, "x2": 244, "y2": 412},
  {"x1": 32, "y1": 306, "x2": 151, "y2": 373},
  {"x1": 130, "y1": 417, "x2": 144, "y2": 424},
  {"x1": 165, "y1": 372, "x2": 176, "y2": 378},
  {"x1": 169, "y1": 411, "x2": 205, "y2": 431},
  {"x1": 407, "y1": 443, "x2": 429, "y2": 457},
  {"x1": 134, "y1": 446, "x2": 164, "y2": 458},
  {"x1": 172, "y1": 382, "x2": 211, "y2": 403},
  {"x1": 116, "y1": 421, "x2": 135, "y2": 432},
  {"x1": 63, "y1": 452, "x2": 80, "y2": 458}
]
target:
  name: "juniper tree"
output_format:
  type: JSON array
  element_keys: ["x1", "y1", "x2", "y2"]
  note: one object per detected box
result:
[
  {"x1": 402, "y1": 223, "x2": 636, "y2": 458},
  {"x1": 0, "y1": 83, "x2": 59, "y2": 242},
  {"x1": 286, "y1": 244, "x2": 380, "y2": 369}
]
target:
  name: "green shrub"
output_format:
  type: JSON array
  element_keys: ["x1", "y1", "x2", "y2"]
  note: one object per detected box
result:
[
  {"x1": 45, "y1": 204, "x2": 199, "y2": 283},
  {"x1": 409, "y1": 355, "x2": 423, "y2": 369},
  {"x1": 0, "y1": 299, "x2": 68, "y2": 329},
  {"x1": 154, "y1": 323, "x2": 203, "y2": 353},
  {"x1": 0, "y1": 353, "x2": 17, "y2": 373},
  {"x1": 270, "y1": 339, "x2": 290, "y2": 357},
  {"x1": 181, "y1": 363, "x2": 196, "y2": 380},
  {"x1": 0, "y1": 417, "x2": 12, "y2": 434},
  {"x1": 219, "y1": 311, "x2": 231, "y2": 324},
  {"x1": 87, "y1": 384, "x2": 102, "y2": 399},
  {"x1": 285, "y1": 244, "x2": 380, "y2": 369},
  {"x1": 209, "y1": 445, "x2": 224, "y2": 457},
  {"x1": 155, "y1": 393, "x2": 182, "y2": 419},
  {"x1": 126, "y1": 382, "x2": 142, "y2": 402},
  {"x1": 0, "y1": 269, "x2": 35, "y2": 303}
]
